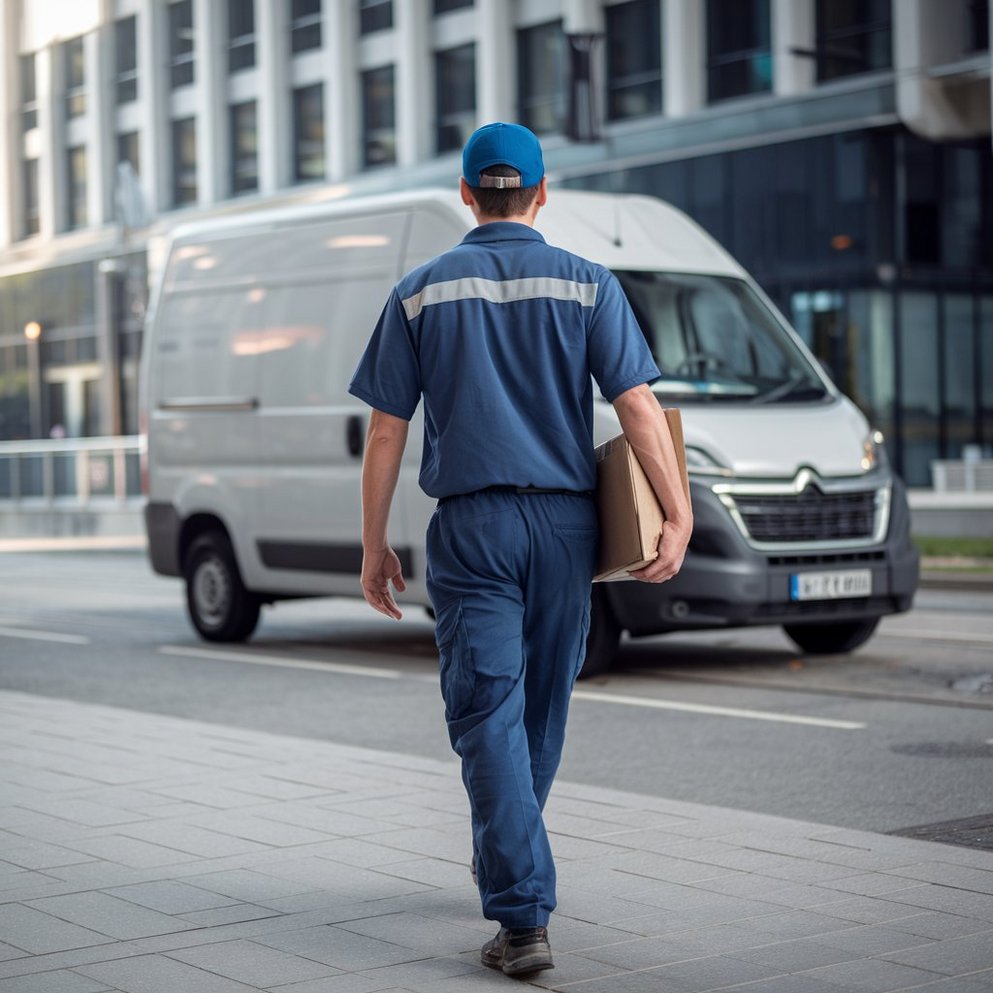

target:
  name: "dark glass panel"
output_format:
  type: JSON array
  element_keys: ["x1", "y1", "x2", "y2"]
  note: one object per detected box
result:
[
  {"x1": 706, "y1": 0, "x2": 772, "y2": 102},
  {"x1": 435, "y1": 44, "x2": 476, "y2": 153},
  {"x1": 172, "y1": 117, "x2": 197, "y2": 206},
  {"x1": 362, "y1": 66, "x2": 396, "y2": 167},
  {"x1": 816, "y1": 0, "x2": 892, "y2": 81},
  {"x1": 169, "y1": 1, "x2": 195, "y2": 88},
  {"x1": 359, "y1": 0, "x2": 392, "y2": 34},
  {"x1": 606, "y1": 0, "x2": 662, "y2": 121},
  {"x1": 293, "y1": 84, "x2": 325, "y2": 181},
  {"x1": 115, "y1": 16, "x2": 138, "y2": 103},
  {"x1": 517, "y1": 20, "x2": 567, "y2": 134},
  {"x1": 291, "y1": 0, "x2": 322, "y2": 52},
  {"x1": 230, "y1": 101, "x2": 258, "y2": 194}
]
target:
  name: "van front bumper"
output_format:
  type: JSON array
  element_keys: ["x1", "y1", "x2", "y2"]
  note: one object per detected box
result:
[{"x1": 604, "y1": 475, "x2": 919, "y2": 635}]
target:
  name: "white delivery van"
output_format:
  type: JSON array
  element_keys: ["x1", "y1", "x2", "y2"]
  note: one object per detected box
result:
[{"x1": 140, "y1": 189, "x2": 919, "y2": 677}]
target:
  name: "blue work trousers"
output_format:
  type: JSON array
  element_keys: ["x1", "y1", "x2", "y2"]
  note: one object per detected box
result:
[{"x1": 426, "y1": 489, "x2": 597, "y2": 929}]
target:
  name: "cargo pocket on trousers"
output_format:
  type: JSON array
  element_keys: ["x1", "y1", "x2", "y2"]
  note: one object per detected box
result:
[{"x1": 435, "y1": 600, "x2": 476, "y2": 723}]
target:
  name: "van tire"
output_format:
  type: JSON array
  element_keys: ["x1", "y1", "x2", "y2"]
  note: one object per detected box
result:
[
  {"x1": 783, "y1": 618, "x2": 879, "y2": 655},
  {"x1": 578, "y1": 587, "x2": 621, "y2": 680},
  {"x1": 184, "y1": 531, "x2": 261, "y2": 642}
]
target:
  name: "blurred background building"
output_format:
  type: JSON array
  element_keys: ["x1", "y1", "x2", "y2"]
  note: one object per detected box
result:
[{"x1": 0, "y1": 0, "x2": 989, "y2": 485}]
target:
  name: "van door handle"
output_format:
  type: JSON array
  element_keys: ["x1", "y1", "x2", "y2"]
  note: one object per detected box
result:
[{"x1": 346, "y1": 415, "x2": 364, "y2": 458}]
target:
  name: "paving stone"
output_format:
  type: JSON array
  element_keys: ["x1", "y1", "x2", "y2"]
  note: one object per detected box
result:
[
  {"x1": 253, "y1": 925, "x2": 419, "y2": 971},
  {"x1": 77, "y1": 953, "x2": 262, "y2": 992},
  {"x1": 184, "y1": 811, "x2": 336, "y2": 847},
  {"x1": 811, "y1": 923, "x2": 938, "y2": 956},
  {"x1": 184, "y1": 867, "x2": 322, "y2": 903},
  {"x1": 1, "y1": 841, "x2": 103, "y2": 872},
  {"x1": 114, "y1": 821, "x2": 273, "y2": 859},
  {"x1": 884, "y1": 974, "x2": 993, "y2": 992},
  {"x1": 0, "y1": 905, "x2": 116, "y2": 955},
  {"x1": 166, "y1": 937, "x2": 340, "y2": 986},
  {"x1": 262, "y1": 974, "x2": 395, "y2": 993},
  {"x1": 880, "y1": 930, "x2": 993, "y2": 976},
  {"x1": 179, "y1": 903, "x2": 285, "y2": 927},
  {"x1": 58, "y1": 833, "x2": 205, "y2": 869},
  {"x1": 358, "y1": 955, "x2": 485, "y2": 987},
  {"x1": 625, "y1": 953, "x2": 787, "y2": 991},
  {"x1": 885, "y1": 913, "x2": 993, "y2": 941},
  {"x1": 25, "y1": 891, "x2": 199, "y2": 941},
  {"x1": 333, "y1": 912, "x2": 486, "y2": 956},
  {"x1": 104, "y1": 879, "x2": 243, "y2": 914},
  {"x1": 725, "y1": 935, "x2": 861, "y2": 972},
  {"x1": 0, "y1": 971, "x2": 114, "y2": 992},
  {"x1": 798, "y1": 957, "x2": 946, "y2": 991},
  {"x1": 889, "y1": 862, "x2": 993, "y2": 895},
  {"x1": 15, "y1": 799, "x2": 149, "y2": 829}
]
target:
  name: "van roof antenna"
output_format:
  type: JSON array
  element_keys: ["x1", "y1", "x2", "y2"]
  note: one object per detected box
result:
[{"x1": 613, "y1": 197, "x2": 623, "y2": 248}]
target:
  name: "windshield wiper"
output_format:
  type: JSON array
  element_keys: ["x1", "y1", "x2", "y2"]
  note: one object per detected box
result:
[{"x1": 750, "y1": 375, "x2": 826, "y2": 404}]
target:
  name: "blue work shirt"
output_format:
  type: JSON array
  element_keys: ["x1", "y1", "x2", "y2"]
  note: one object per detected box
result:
[{"x1": 348, "y1": 221, "x2": 660, "y2": 499}]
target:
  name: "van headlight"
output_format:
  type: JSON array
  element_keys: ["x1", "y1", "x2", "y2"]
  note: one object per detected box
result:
[
  {"x1": 861, "y1": 429, "x2": 886, "y2": 472},
  {"x1": 685, "y1": 445, "x2": 733, "y2": 477}
]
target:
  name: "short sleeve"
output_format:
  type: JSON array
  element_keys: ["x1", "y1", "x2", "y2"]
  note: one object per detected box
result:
[
  {"x1": 586, "y1": 269, "x2": 661, "y2": 402},
  {"x1": 348, "y1": 288, "x2": 422, "y2": 420}
]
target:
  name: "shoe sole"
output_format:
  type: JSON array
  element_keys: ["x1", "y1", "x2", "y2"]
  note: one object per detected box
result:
[{"x1": 502, "y1": 952, "x2": 554, "y2": 976}]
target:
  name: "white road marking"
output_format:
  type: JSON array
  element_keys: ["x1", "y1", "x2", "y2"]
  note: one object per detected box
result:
[
  {"x1": 880, "y1": 628, "x2": 993, "y2": 647},
  {"x1": 159, "y1": 645, "x2": 402, "y2": 679},
  {"x1": 571, "y1": 689, "x2": 866, "y2": 729},
  {"x1": 0, "y1": 625, "x2": 90, "y2": 645}
]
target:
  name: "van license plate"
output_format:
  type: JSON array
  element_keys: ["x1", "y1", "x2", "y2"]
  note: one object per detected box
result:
[{"x1": 790, "y1": 569, "x2": 872, "y2": 601}]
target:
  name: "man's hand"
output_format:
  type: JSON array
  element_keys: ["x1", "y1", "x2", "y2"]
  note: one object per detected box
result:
[
  {"x1": 361, "y1": 546, "x2": 407, "y2": 620},
  {"x1": 629, "y1": 519, "x2": 690, "y2": 584}
]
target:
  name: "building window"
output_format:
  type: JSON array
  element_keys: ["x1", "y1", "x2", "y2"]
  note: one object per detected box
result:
[
  {"x1": 115, "y1": 16, "x2": 138, "y2": 104},
  {"x1": 436, "y1": 43, "x2": 476, "y2": 153},
  {"x1": 291, "y1": 0, "x2": 322, "y2": 53},
  {"x1": 293, "y1": 84, "x2": 325, "y2": 182},
  {"x1": 362, "y1": 65, "x2": 396, "y2": 167},
  {"x1": 67, "y1": 146, "x2": 87, "y2": 230},
  {"x1": 815, "y1": 0, "x2": 892, "y2": 81},
  {"x1": 230, "y1": 101, "x2": 258, "y2": 194},
  {"x1": 20, "y1": 54, "x2": 37, "y2": 132},
  {"x1": 63, "y1": 36, "x2": 86, "y2": 118},
  {"x1": 517, "y1": 21, "x2": 567, "y2": 135},
  {"x1": 169, "y1": 1, "x2": 195, "y2": 88},
  {"x1": 706, "y1": 0, "x2": 772, "y2": 102},
  {"x1": 172, "y1": 117, "x2": 197, "y2": 206},
  {"x1": 229, "y1": 0, "x2": 256, "y2": 73},
  {"x1": 434, "y1": 0, "x2": 473, "y2": 13},
  {"x1": 967, "y1": 0, "x2": 989, "y2": 51},
  {"x1": 117, "y1": 132, "x2": 140, "y2": 176},
  {"x1": 359, "y1": 0, "x2": 392, "y2": 35},
  {"x1": 606, "y1": 0, "x2": 662, "y2": 121},
  {"x1": 23, "y1": 159, "x2": 40, "y2": 237}
]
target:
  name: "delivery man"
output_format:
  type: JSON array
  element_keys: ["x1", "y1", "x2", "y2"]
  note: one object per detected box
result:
[{"x1": 349, "y1": 122, "x2": 691, "y2": 978}]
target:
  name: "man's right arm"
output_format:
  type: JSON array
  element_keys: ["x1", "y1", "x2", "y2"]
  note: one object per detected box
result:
[{"x1": 612, "y1": 383, "x2": 693, "y2": 584}]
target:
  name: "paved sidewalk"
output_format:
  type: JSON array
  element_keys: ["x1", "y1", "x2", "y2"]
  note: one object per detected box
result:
[{"x1": 1, "y1": 690, "x2": 992, "y2": 993}]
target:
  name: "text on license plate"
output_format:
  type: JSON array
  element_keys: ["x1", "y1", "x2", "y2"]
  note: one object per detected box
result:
[{"x1": 790, "y1": 569, "x2": 872, "y2": 601}]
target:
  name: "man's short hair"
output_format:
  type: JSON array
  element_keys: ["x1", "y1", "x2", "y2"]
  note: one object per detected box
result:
[{"x1": 471, "y1": 165, "x2": 540, "y2": 218}]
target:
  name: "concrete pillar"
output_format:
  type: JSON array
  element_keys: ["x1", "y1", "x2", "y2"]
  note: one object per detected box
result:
[
  {"x1": 36, "y1": 46, "x2": 59, "y2": 239},
  {"x1": 396, "y1": 0, "x2": 431, "y2": 167},
  {"x1": 326, "y1": 0, "x2": 356, "y2": 180},
  {"x1": 663, "y1": 0, "x2": 704, "y2": 116},
  {"x1": 84, "y1": 23, "x2": 111, "y2": 225},
  {"x1": 193, "y1": 0, "x2": 226, "y2": 203},
  {"x1": 772, "y1": 0, "x2": 815, "y2": 96},
  {"x1": 0, "y1": 0, "x2": 18, "y2": 247},
  {"x1": 137, "y1": 0, "x2": 168, "y2": 214},
  {"x1": 257, "y1": 0, "x2": 289, "y2": 192},
  {"x1": 477, "y1": 0, "x2": 514, "y2": 123}
]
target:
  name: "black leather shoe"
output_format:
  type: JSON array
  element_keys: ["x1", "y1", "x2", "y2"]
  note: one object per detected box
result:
[{"x1": 481, "y1": 927, "x2": 554, "y2": 976}]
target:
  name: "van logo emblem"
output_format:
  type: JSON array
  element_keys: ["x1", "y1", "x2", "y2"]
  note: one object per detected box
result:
[{"x1": 793, "y1": 468, "x2": 819, "y2": 494}]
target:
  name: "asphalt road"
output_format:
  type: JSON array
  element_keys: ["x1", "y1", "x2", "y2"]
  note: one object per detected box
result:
[{"x1": 1, "y1": 549, "x2": 991, "y2": 840}]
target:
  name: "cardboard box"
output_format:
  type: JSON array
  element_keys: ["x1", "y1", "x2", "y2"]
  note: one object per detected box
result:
[{"x1": 593, "y1": 409, "x2": 691, "y2": 582}]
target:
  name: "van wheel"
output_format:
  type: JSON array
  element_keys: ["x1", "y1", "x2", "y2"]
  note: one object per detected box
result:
[
  {"x1": 184, "y1": 531, "x2": 261, "y2": 642},
  {"x1": 578, "y1": 587, "x2": 621, "y2": 680},
  {"x1": 783, "y1": 618, "x2": 880, "y2": 655}
]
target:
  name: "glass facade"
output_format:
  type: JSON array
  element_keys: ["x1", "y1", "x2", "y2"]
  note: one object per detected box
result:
[
  {"x1": 517, "y1": 21, "x2": 567, "y2": 135},
  {"x1": 563, "y1": 127, "x2": 993, "y2": 483},
  {"x1": 228, "y1": 0, "x2": 256, "y2": 73},
  {"x1": 293, "y1": 83, "x2": 325, "y2": 182},
  {"x1": 606, "y1": 0, "x2": 662, "y2": 122},
  {"x1": 66, "y1": 147, "x2": 87, "y2": 230},
  {"x1": 172, "y1": 117, "x2": 197, "y2": 206},
  {"x1": 63, "y1": 36, "x2": 86, "y2": 118},
  {"x1": 816, "y1": 0, "x2": 892, "y2": 82},
  {"x1": 115, "y1": 16, "x2": 138, "y2": 104},
  {"x1": 20, "y1": 54, "x2": 37, "y2": 132},
  {"x1": 22, "y1": 160, "x2": 39, "y2": 238},
  {"x1": 706, "y1": 0, "x2": 771, "y2": 102},
  {"x1": 169, "y1": 1, "x2": 195, "y2": 88},
  {"x1": 291, "y1": 0, "x2": 322, "y2": 53},
  {"x1": 359, "y1": 0, "x2": 393, "y2": 35},
  {"x1": 968, "y1": 0, "x2": 990, "y2": 50},
  {"x1": 434, "y1": 0, "x2": 473, "y2": 12},
  {"x1": 117, "y1": 132, "x2": 140, "y2": 176},
  {"x1": 230, "y1": 101, "x2": 258, "y2": 194},
  {"x1": 435, "y1": 43, "x2": 476, "y2": 153},
  {"x1": 362, "y1": 66, "x2": 396, "y2": 168}
]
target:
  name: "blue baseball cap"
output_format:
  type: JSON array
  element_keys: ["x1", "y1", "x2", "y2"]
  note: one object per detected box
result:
[{"x1": 462, "y1": 122, "x2": 545, "y2": 189}]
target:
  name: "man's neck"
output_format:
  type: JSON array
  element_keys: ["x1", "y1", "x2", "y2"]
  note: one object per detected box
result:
[{"x1": 475, "y1": 214, "x2": 535, "y2": 227}]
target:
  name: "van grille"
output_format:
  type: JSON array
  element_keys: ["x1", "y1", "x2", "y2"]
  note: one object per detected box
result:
[{"x1": 732, "y1": 489, "x2": 877, "y2": 544}]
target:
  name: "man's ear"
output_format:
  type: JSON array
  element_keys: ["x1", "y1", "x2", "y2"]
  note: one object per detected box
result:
[
  {"x1": 459, "y1": 177, "x2": 475, "y2": 207},
  {"x1": 535, "y1": 176, "x2": 548, "y2": 208}
]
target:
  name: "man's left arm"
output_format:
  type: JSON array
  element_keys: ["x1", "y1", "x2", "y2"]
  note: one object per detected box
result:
[{"x1": 360, "y1": 409, "x2": 410, "y2": 620}]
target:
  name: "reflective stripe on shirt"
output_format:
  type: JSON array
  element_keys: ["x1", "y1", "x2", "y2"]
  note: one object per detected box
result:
[{"x1": 401, "y1": 276, "x2": 599, "y2": 321}]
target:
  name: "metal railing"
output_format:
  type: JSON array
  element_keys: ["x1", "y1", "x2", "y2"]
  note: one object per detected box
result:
[
  {"x1": 0, "y1": 436, "x2": 143, "y2": 505},
  {"x1": 930, "y1": 459, "x2": 993, "y2": 493}
]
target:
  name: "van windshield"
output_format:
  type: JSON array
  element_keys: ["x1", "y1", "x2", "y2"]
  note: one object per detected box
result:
[{"x1": 613, "y1": 271, "x2": 829, "y2": 404}]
